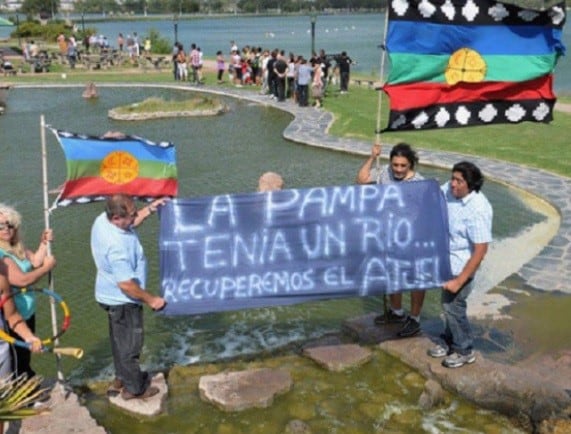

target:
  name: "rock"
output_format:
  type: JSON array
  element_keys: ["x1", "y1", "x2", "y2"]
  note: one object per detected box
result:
[
  {"x1": 20, "y1": 382, "x2": 107, "y2": 434},
  {"x1": 108, "y1": 372, "x2": 168, "y2": 417},
  {"x1": 418, "y1": 379, "x2": 445, "y2": 410},
  {"x1": 82, "y1": 82, "x2": 98, "y2": 98},
  {"x1": 284, "y1": 419, "x2": 312, "y2": 434},
  {"x1": 342, "y1": 312, "x2": 407, "y2": 344},
  {"x1": 199, "y1": 368, "x2": 292, "y2": 412},
  {"x1": 303, "y1": 344, "x2": 372, "y2": 372}
]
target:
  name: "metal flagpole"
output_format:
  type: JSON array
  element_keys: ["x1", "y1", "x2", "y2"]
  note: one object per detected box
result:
[
  {"x1": 375, "y1": 9, "x2": 390, "y2": 182},
  {"x1": 40, "y1": 115, "x2": 64, "y2": 383},
  {"x1": 375, "y1": 11, "x2": 390, "y2": 317}
]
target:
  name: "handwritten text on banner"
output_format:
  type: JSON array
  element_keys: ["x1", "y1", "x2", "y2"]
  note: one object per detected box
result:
[{"x1": 159, "y1": 180, "x2": 452, "y2": 315}]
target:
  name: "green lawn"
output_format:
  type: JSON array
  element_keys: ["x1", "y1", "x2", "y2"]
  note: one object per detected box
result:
[
  {"x1": 4, "y1": 66, "x2": 570, "y2": 177},
  {"x1": 324, "y1": 84, "x2": 571, "y2": 178}
]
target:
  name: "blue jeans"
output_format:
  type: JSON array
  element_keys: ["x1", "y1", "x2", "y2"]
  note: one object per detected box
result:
[
  {"x1": 100, "y1": 303, "x2": 149, "y2": 395},
  {"x1": 441, "y1": 279, "x2": 474, "y2": 355}
]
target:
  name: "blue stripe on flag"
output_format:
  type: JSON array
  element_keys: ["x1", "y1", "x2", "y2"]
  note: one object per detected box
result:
[{"x1": 387, "y1": 21, "x2": 564, "y2": 56}]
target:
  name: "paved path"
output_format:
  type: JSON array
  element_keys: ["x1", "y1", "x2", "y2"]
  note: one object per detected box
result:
[{"x1": 16, "y1": 82, "x2": 570, "y2": 433}]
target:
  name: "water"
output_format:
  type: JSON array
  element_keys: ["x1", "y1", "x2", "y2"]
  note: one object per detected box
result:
[
  {"x1": 79, "y1": 13, "x2": 571, "y2": 92},
  {"x1": 0, "y1": 86, "x2": 542, "y2": 432}
]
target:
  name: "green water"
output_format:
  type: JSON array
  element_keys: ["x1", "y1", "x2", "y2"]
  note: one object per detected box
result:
[
  {"x1": 0, "y1": 86, "x2": 545, "y2": 432},
  {"x1": 85, "y1": 350, "x2": 523, "y2": 434}
]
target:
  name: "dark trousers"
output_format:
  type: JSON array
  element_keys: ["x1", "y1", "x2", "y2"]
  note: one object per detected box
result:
[
  {"x1": 100, "y1": 303, "x2": 148, "y2": 395},
  {"x1": 173, "y1": 58, "x2": 179, "y2": 80},
  {"x1": 9, "y1": 315, "x2": 36, "y2": 378},
  {"x1": 276, "y1": 77, "x2": 286, "y2": 101},
  {"x1": 340, "y1": 71, "x2": 350, "y2": 91},
  {"x1": 298, "y1": 84, "x2": 309, "y2": 106}
]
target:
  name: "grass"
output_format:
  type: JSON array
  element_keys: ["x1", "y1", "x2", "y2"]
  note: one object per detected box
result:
[
  {"x1": 112, "y1": 96, "x2": 221, "y2": 114},
  {"x1": 3, "y1": 61, "x2": 570, "y2": 177},
  {"x1": 324, "y1": 84, "x2": 571, "y2": 178}
]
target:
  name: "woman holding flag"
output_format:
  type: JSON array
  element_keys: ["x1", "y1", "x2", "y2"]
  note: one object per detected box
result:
[{"x1": 0, "y1": 204, "x2": 56, "y2": 378}]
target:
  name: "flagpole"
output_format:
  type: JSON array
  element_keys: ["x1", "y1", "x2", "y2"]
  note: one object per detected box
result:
[
  {"x1": 374, "y1": 9, "x2": 390, "y2": 183},
  {"x1": 375, "y1": 9, "x2": 390, "y2": 317},
  {"x1": 41, "y1": 115, "x2": 64, "y2": 383}
]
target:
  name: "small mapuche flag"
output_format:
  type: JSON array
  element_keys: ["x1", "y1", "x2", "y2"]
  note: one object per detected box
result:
[
  {"x1": 50, "y1": 129, "x2": 178, "y2": 208},
  {"x1": 382, "y1": 0, "x2": 566, "y2": 130}
]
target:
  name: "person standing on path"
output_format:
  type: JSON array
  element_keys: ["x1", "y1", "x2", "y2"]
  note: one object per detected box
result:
[
  {"x1": 91, "y1": 194, "x2": 167, "y2": 400},
  {"x1": 428, "y1": 161, "x2": 493, "y2": 368}
]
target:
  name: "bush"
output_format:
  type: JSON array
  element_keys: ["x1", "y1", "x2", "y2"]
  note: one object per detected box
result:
[
  {"x1": 11, "y1": 20, "x2": 70, "y2": 42},
  {"x1": 145, "y1": 28, "x2": 172, "y2": 55}
]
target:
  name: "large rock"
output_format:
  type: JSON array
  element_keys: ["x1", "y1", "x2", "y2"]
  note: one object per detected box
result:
[
  {"x1": 199, "y1": 368, "x2": 292, "y2": 412},
  {"x1": 20, "y1": 383, "x2": 107, "y2": 434},
  {"x1": 303, "y1": 344, "x2": 372, "y2": 372},
  {"x1": 108, "y1": 372, "x2": 168, "y2": 417}
]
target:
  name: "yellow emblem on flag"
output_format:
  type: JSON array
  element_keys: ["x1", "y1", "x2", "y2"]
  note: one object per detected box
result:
[
  {"x1": 445, "y1": 48, "x2": 486, "y2": 85},
  {"x1": 100, "y1": 151, "x2": 139, "y2": 184}
]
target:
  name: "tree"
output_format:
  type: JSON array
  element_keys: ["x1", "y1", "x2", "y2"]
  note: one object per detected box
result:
[{"x1": 20, "y1": 0, "x2": 59, "y2": 18}]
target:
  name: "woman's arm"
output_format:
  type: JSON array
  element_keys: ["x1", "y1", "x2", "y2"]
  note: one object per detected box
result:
[
  {"x1": 3, "y1": 255, "x2": 56, "y2": 287},
  {"x1": 27, "y1": 229, "x2": 52, "y2": 268},
  {"x1": 0, "y1": 274, "x2": 41, "y2": 352}
]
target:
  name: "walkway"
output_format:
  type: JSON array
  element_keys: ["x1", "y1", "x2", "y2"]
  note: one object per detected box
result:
[{"x1": 16, "y1": 82, "x2": 571, "y2": 433}]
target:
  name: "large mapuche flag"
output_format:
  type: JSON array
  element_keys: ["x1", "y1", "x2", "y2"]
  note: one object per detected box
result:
[
  {"x1": 383, "y1": 0, "x2": 566, "y2": 130},
  {"x1": 50, "y1": 129, "x2": 178, "y2": 207}
]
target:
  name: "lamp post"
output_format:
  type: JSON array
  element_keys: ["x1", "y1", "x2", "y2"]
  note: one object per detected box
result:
[
  {"x1": 173, "y1": 14, "x2": 179, "y2": 44},
  {"x1": 16, "y1": 14, "x2": 20, "y2": 49},
  {"x1": 310, "y1": 13, "x2": 317, "y2": 57}
]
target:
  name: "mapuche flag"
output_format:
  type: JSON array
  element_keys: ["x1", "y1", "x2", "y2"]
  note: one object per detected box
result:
[
  {"x1": 383, "y1": 0, "x2": 566, "y2": 130},
  {"x1": 50, "y1": 129, "x2": 178, "y2": 207}
]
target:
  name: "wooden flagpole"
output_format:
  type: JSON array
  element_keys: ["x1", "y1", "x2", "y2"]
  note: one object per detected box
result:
[{"x1": 40, "y1": 115, "x2": 64, "y2": 382}]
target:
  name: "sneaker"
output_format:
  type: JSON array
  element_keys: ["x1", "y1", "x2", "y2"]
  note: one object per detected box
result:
[
  {"x1": 428, "y1": 344, "x2": 450, "y2": 358},
  {"x1": 397, "y1": 317, "x2": 420, "y2": 338},
  {"x1": 121, "y1": 385, "x2": 159, "y2": 401},
  {"x1": 442, "y1": 351, "x2": 476, "y2": 368},
  {"x1": 374, "y1": 310, "x2": 406, "y2": 325},
  {"x1": 106, "y1": 378, "x2": 123, "y2": 397}
]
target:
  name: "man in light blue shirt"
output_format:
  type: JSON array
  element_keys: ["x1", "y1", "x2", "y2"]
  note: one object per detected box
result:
[
  {"x1": 429, "y1": 162, "x2": 493, "y2": 368},
  {"x1": 91, "y1": 194, "x2": 167, "y2": 399}
]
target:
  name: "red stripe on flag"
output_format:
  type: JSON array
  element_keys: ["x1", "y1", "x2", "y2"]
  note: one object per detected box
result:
[
  {"x1": 60, "y1": 177, "x2": 178, "y2": 198},
  {"x1": 383, "y1": 75, "x2": 555, "y2": 111}
]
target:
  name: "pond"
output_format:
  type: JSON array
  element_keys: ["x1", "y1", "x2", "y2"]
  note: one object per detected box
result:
[{"x1": 0, "y1": 85, "x2": 543, "y2": 432}]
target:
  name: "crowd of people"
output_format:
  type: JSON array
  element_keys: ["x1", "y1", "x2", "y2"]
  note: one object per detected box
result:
[{"x1": 171, "y1": 40, "x2": 354, "y2": 107}]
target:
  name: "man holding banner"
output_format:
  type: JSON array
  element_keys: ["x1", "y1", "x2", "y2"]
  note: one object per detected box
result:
[
  {"x1": 429, "y1": 162, "x2": 493, "y2": 368},
  {"x1": 91, "y1": 194, "x2": 167, "y2": 400}
]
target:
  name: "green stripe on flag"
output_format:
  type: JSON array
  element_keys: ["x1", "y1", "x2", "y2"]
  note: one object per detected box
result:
[
  {"x1": 66, "y1": 159, "x2": 178, "y2": 180},
  {"x1": 387, "y1": 53, "x2": 559, "y2": 85}
]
